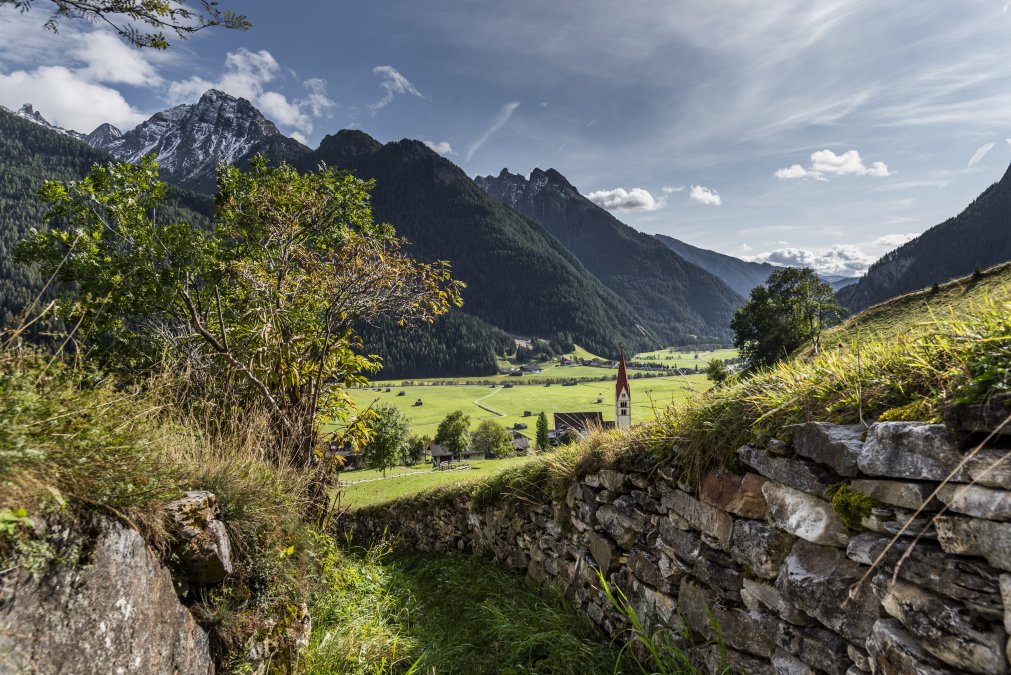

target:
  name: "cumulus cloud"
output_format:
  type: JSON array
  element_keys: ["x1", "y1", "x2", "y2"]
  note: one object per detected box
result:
[
  {"x1": 466, "y1": 101, "x2": 521, "y2": 161},
  {"x1": 369, "y1": 66, "x2": 424, "y2": 110},
  {"x1": 872, "y1": 233, "x2": 918, "y2": 248},
  {"x1": 422, "y1": 140, "x2": 455, "y2": 156},
  {"x1": 167, "y1": 49, "x2": 335, "y2": 135},
  {"x1": 585, "y1": 187, "x2": 666, "y2": 211},
  {"x1": 0, "y1": 66, "x2": 147, "y2": 131},
  {"x1": 968, "y1": 143, "x2": 996, "y2": 168},
  {"x1": 0, "y1": 20, "x2": 159, "y2": 130},
  {"x1": 747, "y1": 244, "x2": 875, "y2": 277},
  {"x1": 776, "y1": 149, "x2": 891, "y2": 181},
  {"x1": 689, "y1": 185, "x2": 722, "y2": 206}
]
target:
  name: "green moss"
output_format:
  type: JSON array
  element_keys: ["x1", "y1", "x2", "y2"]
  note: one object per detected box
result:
[
  {"x1": 827, "y1": 484, "x2": 877, "y2": 532},
  {"x1": 877, "y1": 399, "x2": 940, "y2": 423}
]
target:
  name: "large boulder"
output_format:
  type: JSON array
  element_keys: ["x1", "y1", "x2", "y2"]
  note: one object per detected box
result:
[
  {"x1": 166, "y1": 490, "x2": 234, "y2": 585},
  {"x1": 0, "y1": 520, "x2": 213, "y2": 674}
]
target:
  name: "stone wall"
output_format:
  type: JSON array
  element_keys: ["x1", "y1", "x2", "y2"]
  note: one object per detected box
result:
[{"x1": 342, "y1": 420, "x2": 1011, "y2": 674}]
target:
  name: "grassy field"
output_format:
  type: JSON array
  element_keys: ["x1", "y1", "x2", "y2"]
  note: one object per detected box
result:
[
  {"x1": 632, "y1": 347, "x2": 738, "y2": 368},
  {"x1": 348, "y1": 374, "x2": 709, "y2": 438},
  {"x1": 340, "y1": 457, "x2": 533, "y2": 509}
]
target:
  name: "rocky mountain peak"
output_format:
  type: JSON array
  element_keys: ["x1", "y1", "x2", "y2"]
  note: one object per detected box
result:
[
  {"x1": 17, "y1": 104, "x2": 49, "y2": 126},
  {"x1": 84, "y1": 89, "x2": 291, "y2": 191}
]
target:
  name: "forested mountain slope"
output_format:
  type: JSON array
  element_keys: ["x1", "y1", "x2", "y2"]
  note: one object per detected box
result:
[
  {"x1": 302, "y1": 132, "x2": 652, "y2": 358},
  {"x1": 654, "y1": 234, "x2": 781, "y2": 298},
  {"x1": 839, "y1": 162, "x2": 1011, "y2": 313},
  {"x1": 476, "y1": 169, "x2": 741, "y2": 344},
  {"x1": 0, "y1": 107, "x2": 210, "y2": 327}
]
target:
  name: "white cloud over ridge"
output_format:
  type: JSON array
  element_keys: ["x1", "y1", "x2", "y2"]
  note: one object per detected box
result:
[
  {"x1": 585, "y1": 187, "x2": 666, "y2": 211},
  {"x1": 689, "y1": 185, "x2": 721, "y2": 206},
  {"x1": 423, "y1": 140, "x2": 455, "y2": 156},
  {"x1": 369, "y1": 66, "x2": 424, "y2": 110},
  {"x1": 747, "y1": 244, "x2": 875, "y2": 277},
  {"x1": 776, "y1": 149, "x2": 890, "y2": 181},
  {"x1": 968, "y1": 143, "x2": 995, "y2": 168},
  {"x1": 167, "y1": 49, "x2": 335, "y2": 135}
]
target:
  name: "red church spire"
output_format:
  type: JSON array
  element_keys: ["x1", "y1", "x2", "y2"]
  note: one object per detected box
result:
[{"x1": 615, "y1": 349, "x2": 630, "y2": 399}]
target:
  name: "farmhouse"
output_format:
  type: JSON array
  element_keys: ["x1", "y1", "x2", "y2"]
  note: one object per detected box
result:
[{"x1": 428, "y1": 441, "x2": 484, "y2": 464}]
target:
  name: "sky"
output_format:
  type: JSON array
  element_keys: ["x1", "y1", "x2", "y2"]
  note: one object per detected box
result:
[{"x1": 2, "y1": 1, "x2": 1011, "y2": 277}]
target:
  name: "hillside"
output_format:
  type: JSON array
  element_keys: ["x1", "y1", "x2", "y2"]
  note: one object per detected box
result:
[
  {"x1": 825, "y1": 260, "x2": 1011, "y2": 347},
  {"x1": 654, "y1": 233, "x2": 781, "y2": 297},
  {"x1": 476, "y1": 169, "x2": 742, "y2": 344},
  {"x1": 0, "y1": 107, "x2": 211, "y2": 327},
  {"x1": 839, "y1": 162, "x2": 1011, "y2": 313},
  {"x1": 302, "y1": 133, "x2": 652, "y2": 358}
]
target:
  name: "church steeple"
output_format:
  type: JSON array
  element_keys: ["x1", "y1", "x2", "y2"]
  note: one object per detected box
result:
[{"x1": 615, "y1": 350, "x2": 631, "y2": 429}]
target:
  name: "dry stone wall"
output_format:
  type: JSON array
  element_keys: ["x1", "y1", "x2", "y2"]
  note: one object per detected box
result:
[{"x1": 342, "y1": 420, "x2": 1011, "y2": 674}]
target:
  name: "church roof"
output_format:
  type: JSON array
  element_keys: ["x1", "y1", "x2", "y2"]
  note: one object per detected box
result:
[{"x1": 615, "y1": 349, "x2": 630, "y2": 399}]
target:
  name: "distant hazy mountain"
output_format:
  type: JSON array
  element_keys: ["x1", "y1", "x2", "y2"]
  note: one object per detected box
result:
[
  {"x1": 839, "y1": 162, "x2": 1011, "y2": 313},
  {"x1": 653, "y1": 234, "x2": 782, "y2": 297},
  {"x1": 86, "y1": 90, "x2": 310, "y2": 191},
  {"x1": 475, "y1": 168, "x2": 742, "y2": 345}
]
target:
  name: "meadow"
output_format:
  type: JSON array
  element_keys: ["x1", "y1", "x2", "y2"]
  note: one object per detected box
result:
[
  {"x1": 348, "y1": 373, "x2": 710, "y2": 438},
  {"x1": 339, "y1": 457, "x2": 533, "y2": 509},
  {"x1": 631, "y1": 347, "x2": 738, "y2": 368}
]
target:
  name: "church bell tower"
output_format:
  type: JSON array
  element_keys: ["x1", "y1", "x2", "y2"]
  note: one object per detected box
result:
[{"x1": 615, "y1": 350, "x2": 631, "y2": 429}]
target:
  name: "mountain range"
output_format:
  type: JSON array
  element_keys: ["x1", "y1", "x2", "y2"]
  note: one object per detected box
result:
[{"x1": 5, "y1": 89, "x2": 1011, "y2": 374}]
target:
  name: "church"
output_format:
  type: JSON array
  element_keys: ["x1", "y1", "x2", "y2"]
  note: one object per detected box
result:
[{"x1": 551, "y1": 351, "x2": 631, "y2": 440}]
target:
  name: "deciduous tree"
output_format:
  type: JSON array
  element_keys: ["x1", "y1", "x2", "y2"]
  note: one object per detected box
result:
[
  {"x1": 435, "y1": 410, "x2": 471, "y2": 461},
  {"x1": 471, "y1": 420, "x2": 513, "y2": 458},
  {"x1": 731, "y1": 267, "x2": 845, "y2": 368},
  {"x1": 363, "y1": 403, "x2": 410, "y2": 477}
]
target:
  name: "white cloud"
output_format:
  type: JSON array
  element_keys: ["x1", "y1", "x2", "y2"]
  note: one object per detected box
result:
[
  {"x1": 1007, "y1": 138, "x2": 1011, "y2": 148},
  {"x1": 290, "y1": 131, "x2": 308, "y2": 145},
  {"x1": 0, "y1": 66, "x2": 147, "y2": 131},
  {"x1": 75, "y1": 31, "x2": 164, "y2": 87},
  {"x1": 776, "y1": 149, "x2": 891, "y2": 181},
  {"x1": 662, "y1": 185, "x2": 684, "y2": 193},
  {"x1": 872, "y1": 233, "x2": 918, "y2": 248},
  {"x1": 369, "y1": 66, "x2": 424, "y2": 110},
  {"x1": 747, "y1": 244, "x2": 875, "y2": 276},
  {"x1": 422, "y1": 140, "x2": 455, "y2": 156},
  {"x1": 585, "y1": 187, "x2": 666, "y2": 211},
  {"x1": 166, "y1": 49, "x2": 335, "y2": 136},
  {"x1": 466, "y1": 101, "x2": 521, "y2": 162},
  {"x1": 739, "y1": 243, "x2": 753, "y2": 252},
  {"x1": 689, "y1": 184, "x2": 722, "y2": 206},
  {"x1": 968, "y1": 142, "x2": 996, "y2": 167}
]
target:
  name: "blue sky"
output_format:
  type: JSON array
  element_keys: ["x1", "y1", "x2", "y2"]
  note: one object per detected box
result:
[{"x1": 2, "y1": 1, "x2": 1011, "y2": 275}]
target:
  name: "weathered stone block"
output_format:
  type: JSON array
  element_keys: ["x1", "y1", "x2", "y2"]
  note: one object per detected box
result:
[
  {"x1": 860, "y1": 505, "x2": 937, "y2": 540},
  {"x1": 693, "y1": 549, "x2": 744, "y2": 601},
  {"x1": 699, "y1": 469, "x2": 769, "y2": 518},
  {"x1": 938, "y1": 484, "x2": 1011, "y2": 522},
  {"x1": 730, "y1": 518, "x2": 796, "y2": 580},
  {"x1": 1000, "y1": 574, "x2": 1011, "y2": 636},
  {"x1": 847, "y1": 533, "x2": 1002, "y2": 619},
  {"x1": 965, "y1": 448, "x2": 1011, "y2": 490},
  {"x1": 850, "y1": 479, "x2": 941, "y2": 511},
  {"x1": 935, "y1": 516, "x2": 1011, "y2": 572},
  {"x1": 865, "y1": 619, "x2": 955, "y2": 675},
  {"x1": 595, "y1": 502, "x2": 646, "y2": 550},
  {"x1": 662, "y1": 487, "x2": 734, "y2": 548},
  {"x1": 858, "y1": 422, "x2": 970, "y2": 481},
  {"x1": 166, "y1": 490, "x2": 233, "y2": 586},
  {"x1": 741, "y1": 577, "x2": 811, "y2": 626},
  {"x1": 873, "y1": 575, "x2": 1008, "y2": 674},
  {"x1": 596, "y1": 469, "x2": 630, "y2": 492},
  {"x1": 777, "y1": 540, "x2": 881, "y2": 642},
  {"x1": 656, "y1": 514, "x2": 702, "y2": 564},
  {"x1": 588, "y1": 531, "x2": 616, "y2": 573},
  {"x1": 628, "y1": 547, "x2": 669, "y2": 592},
  {"x1": 763, "y1": 481, "x2": 850, "y2": 547},
  {"x1": 794, "y1": 422, "x2": 865, "y2": 477},
  {"x1": 679, "y1": 578, "x2": 777, "y2": 659},
  {"x1": 772, "y1": 648, "x2": 816, "y2": 675},
  {"x1": 739, "y1": 445, "x2": 840, "y2": 497},
  {"x1": 943, "y1": 394, "x2": 1011, "y2": 437}
]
